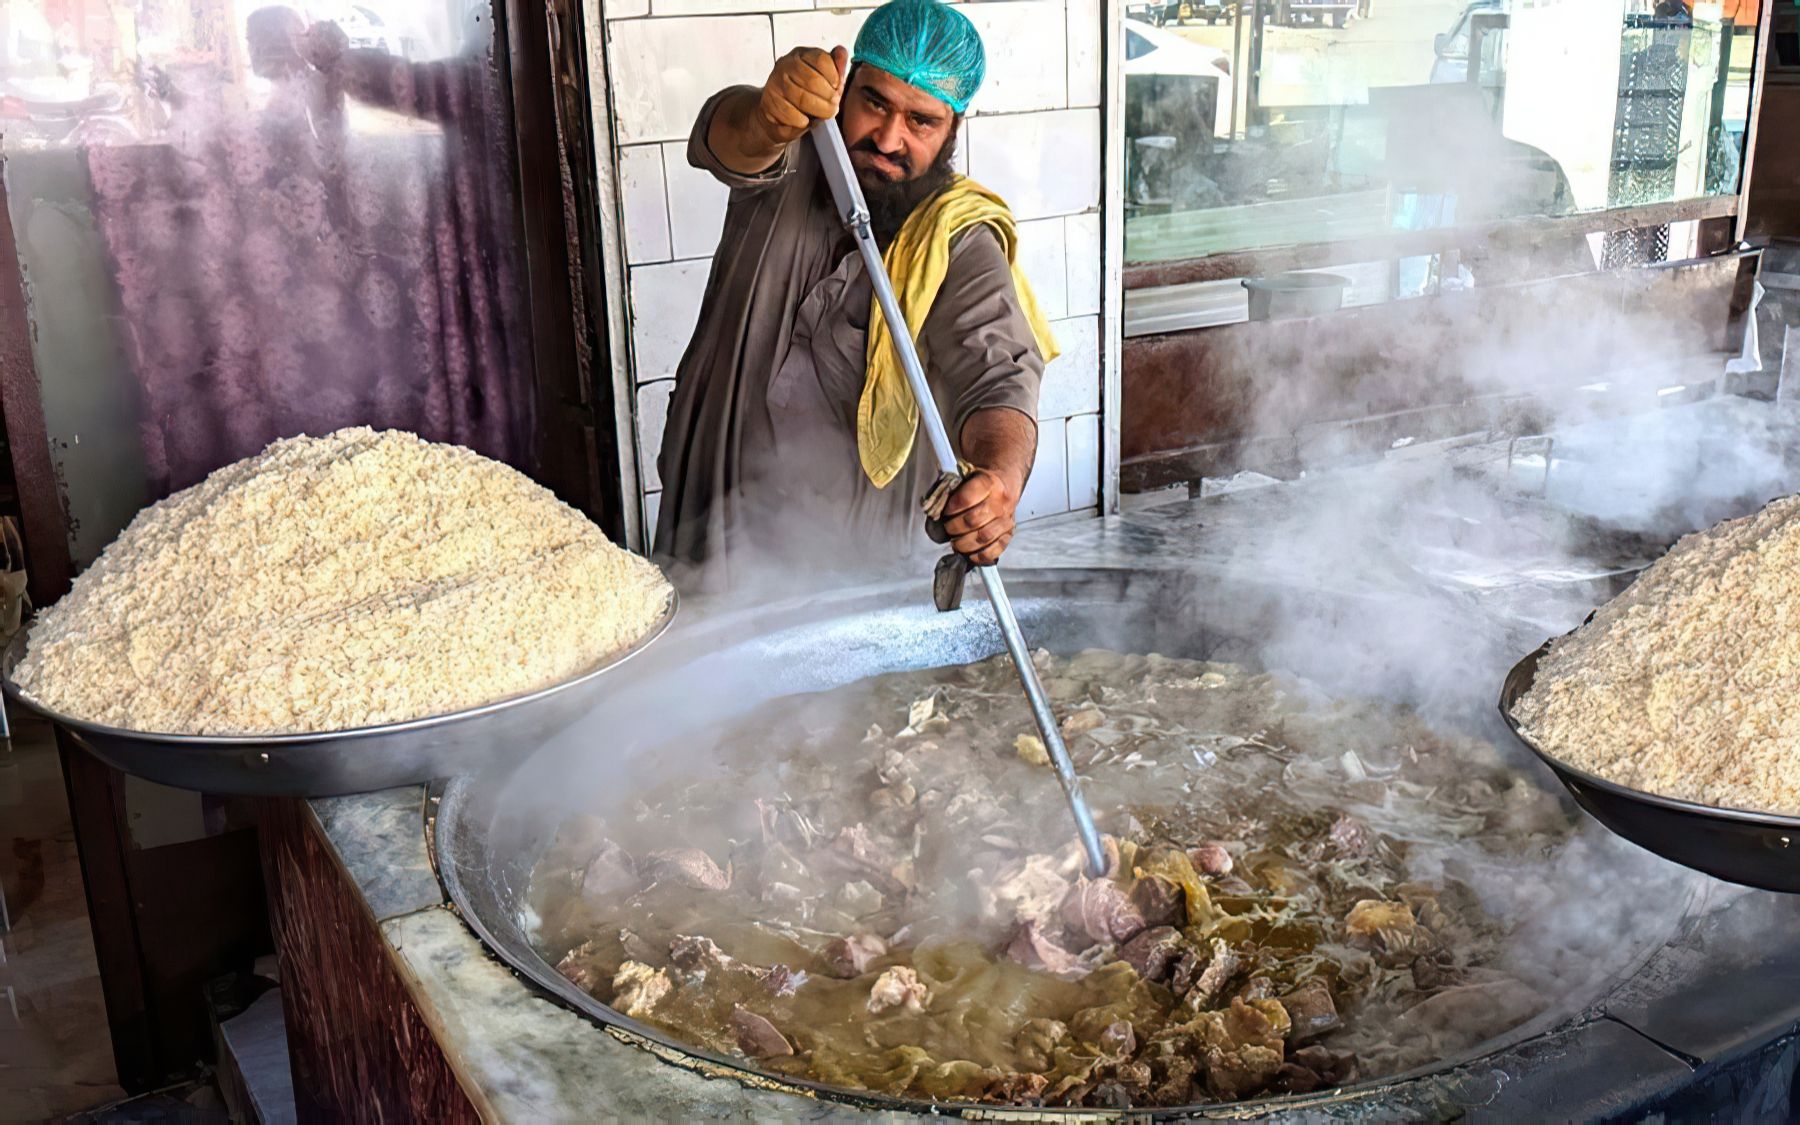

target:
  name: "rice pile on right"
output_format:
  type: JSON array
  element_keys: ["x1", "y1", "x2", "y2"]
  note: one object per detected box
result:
[{"x1": 1512, "y1": 493, "x2": 1800, "y2": 816}]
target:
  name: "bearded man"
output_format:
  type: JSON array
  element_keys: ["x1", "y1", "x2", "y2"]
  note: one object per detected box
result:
[{"x1": 651, "y1": 0, "x2": 1059, "y2": 587}]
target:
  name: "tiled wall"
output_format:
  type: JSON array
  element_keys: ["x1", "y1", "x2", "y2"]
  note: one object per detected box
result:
[{"x1": 594, "y1": 0, "x2": 1108, "y2": 543}]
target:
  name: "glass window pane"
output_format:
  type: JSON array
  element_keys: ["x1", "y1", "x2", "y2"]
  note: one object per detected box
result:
[
  {"x1": 1125, "y1": 0, "x2": 1758, "y2": 267},
  {"x1": 3, "y1": 0, "x2": 536, "y2": 566}
]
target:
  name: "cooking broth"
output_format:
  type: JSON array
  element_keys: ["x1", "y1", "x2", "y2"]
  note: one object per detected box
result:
[{"x1": 525, "y1": 649, "x2": 1611, "y2": 1107}]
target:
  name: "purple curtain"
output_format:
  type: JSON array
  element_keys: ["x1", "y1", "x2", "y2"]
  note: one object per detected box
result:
[{"x1": 83, "y1": 50, "x2": 533, "y2": 498}]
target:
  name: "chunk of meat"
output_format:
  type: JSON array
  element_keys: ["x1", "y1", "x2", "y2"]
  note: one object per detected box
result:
[
  {"x1": 1237, "y1": 976, "x2": 1275, "y2": 1003},
  {"x1": 730, "y1": 1006, "x2": 794, "y2": 1057},
  {"x1": 867, "y1": 966, "x2": 931, "y2": 1014},
  {"x1": 1015, "y1": 733, "x2": 1050, "y2": 767},
  {"x1": 1411, "y1": 953, "x2": 1458, "y2": 991},
  {"x1": 986, "y1": 1072, "x2": 1050, "y2": 1102},
  {"x1": 1140, "y1": 847, "x2": 1214, "y2": 926},
  {"x1": 869, "y1": 783, "x2": 917, "y2": 810},
  {"x1": 1095, "y1": 1019, "x2": 1137, "y2": 1061},
  {"x1": 983, "y1": 854, "x2": 1075, "y2": 928},
  {"x1": 1291, "y1": 1045, "x2": 1358, "y2": 1086},
  {"x1": 1181, "y1": 938, "x2": 1240, "y2": 1012},
  {"x1": 762, "y1": 964, "x2": 808, "y2": 998},
  {"x1": 1129, "y1": 874, "x2": 1184, "y2": 928},
  {"x1": 1344, "y1": 899, "x2": 1428, "y2": 957},
  {"x1": 1061, "y1": 706, "x2": 1104, "y2": 736},
  {"x1": 1328, "y1": 813, "x2": 1376, "y2": 857},
  {"x1": 1278, "y1": 978, "x2": 1341, "y2": 1042},
  {"x1": 553, "y1": 940, "x2": 606, "y2": 993},
  {"x1": 1006, "y1": 921, "x2": 1090, "y2": 979},
  {"x1": 815, "y1": 824, "x2": 913, "y2": 897},
  {"x1": 1189, "y1": 997, "x2": 1291, "y2": 1099},
  {"x1": 1394, "y1": 882, "x2": 1456, "y2": 934},
  {"x1": 1345, "y1": 897, "x2": 1410, "y2": 936},
  {"x1": 1118, "y1": 926, "x2": 1183, "y2": 981},
  {"x1": 668, "y1": 934, "x2": 755, "y2": 979},
  {"x1": 1149, "y1": 1053, "x2": 1200, "y2": 1105},
  {"x1": 577, "y1": 840, "x2": 639, "y2": 899},
  {"x1": 821, "y1": 933, "x2": 888, "y2": 978},
  {"x1": 642, "y1": 848, "x2": 731, "y2": 891},
  {"x1": 1014, "y1": 1018, "x2": 1070, "y2": 1073},
  {"x1": 1059, "y1": 876, "x2": 1148, "y2": 945},
  {"x1": 610, "y1": 961, "x2": 671, "y2": 1018},
  {"x1": 1204, "y1": 1040, "x2": 1282, "y2": 1098},
  {"x1": 1187, "y1": 843, "x2": 1234, "y2": 877}
]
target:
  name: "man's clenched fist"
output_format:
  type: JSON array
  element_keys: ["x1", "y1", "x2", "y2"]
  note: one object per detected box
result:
[
  {"x1": 754, "y1": 46, "x2": 849, "y2": 150},
  {"x1": 940, "y1": 468, "x2": 1023, "y2": 566}
]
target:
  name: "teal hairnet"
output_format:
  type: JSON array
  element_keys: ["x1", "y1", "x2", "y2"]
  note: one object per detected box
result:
[{"x1": 852, "y1": 0, "x2": 986, "y2": 114}]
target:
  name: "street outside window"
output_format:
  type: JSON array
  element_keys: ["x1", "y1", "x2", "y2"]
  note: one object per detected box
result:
[{"x1": 1124, "y1": 0, "x2": 1758, "y2": 266}]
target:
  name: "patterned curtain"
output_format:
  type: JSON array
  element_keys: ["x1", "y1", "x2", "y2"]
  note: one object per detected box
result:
[{"x1": 82, "y1": 46, "x2": 533, "y2": 497}]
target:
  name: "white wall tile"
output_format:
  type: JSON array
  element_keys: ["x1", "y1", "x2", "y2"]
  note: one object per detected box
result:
[
  {"x1": 1038, "y1": 315, "x2": 1100, "y2": 419},
  {"x1": 1065, "y1": 211, "x2": 1101, "y2": 317},
  {"x1": 1066, "y1": 412, "x2": 1099, "y2": 509},
  {"x1": 772, "y1": 9, "x2": 868, "y2": 54},
  {"x1": 1016, "y1": 217, "x2": 1068, "y2": 322},
  {"x1": 654, "y1": 0, "x2": 806, "y2": 16},
  {"x1": 661, "y1": 142, "x2": 730, "y2": 260},
  {"x1": 962, "y1": 2, "x2": 1067, "y2": 116},
  {"x1": 630, "y1": 260, "x2": 711, "y2": 380},
  {"x1": 1019, "y1": 417, "x2": 1069, "y2": 520},
  {"x1": 610, "y1": 16, "x2": 774, "y2": 144},
  {"x1": 1065, "y1": 0, "x2": 1102, "y2": 108},
  {"x1": 968, "y1": 109, "x2": 1100, "y2": 220},
  {"x1": 606, "y1": 0, "x2": 1106, "y2": 527},
  {"x1": 636, "y1": 379, "x2": 677, "y2": 491},
  {"x1": 618, "y1": 144, "x2": 672, "y2": 264}
]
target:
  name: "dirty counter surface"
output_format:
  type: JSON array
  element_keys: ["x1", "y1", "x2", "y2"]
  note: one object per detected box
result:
[{"x1": 299, "y1": 397, "x2": 1800, "y2": 1119}]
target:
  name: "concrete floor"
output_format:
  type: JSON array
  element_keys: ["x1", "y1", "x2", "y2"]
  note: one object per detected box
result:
[{"x1": 0, "y1": 712, "x2": 127, "y2": 1121}]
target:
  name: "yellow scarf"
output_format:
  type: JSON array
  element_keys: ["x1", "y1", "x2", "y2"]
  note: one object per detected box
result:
[{"x1": 858, "y1": 176, "x2": 1062, "y2": 488}]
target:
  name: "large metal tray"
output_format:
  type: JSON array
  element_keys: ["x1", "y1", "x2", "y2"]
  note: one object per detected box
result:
[
  {"x1": 1, "y1": 593, "x2": 676, "y2": 797},
  {"x1": 1500, "y1": 633, "x2": 1800, "y2": 893}
]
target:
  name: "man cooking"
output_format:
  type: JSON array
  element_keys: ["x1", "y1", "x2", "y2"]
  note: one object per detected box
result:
[{"x1": 651, "y1": 0, "x2": 1060, "y2": 588}]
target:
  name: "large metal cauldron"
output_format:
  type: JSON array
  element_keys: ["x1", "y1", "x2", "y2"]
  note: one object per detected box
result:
[{"x1": 434, "y1": 567, "x2": 1702, "y2": 1119}]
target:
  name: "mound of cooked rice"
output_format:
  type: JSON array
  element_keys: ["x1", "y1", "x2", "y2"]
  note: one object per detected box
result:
[
  {"x1": 14, "y1": 428, "x2": 672, "y2": 735},
  {"x1": 1512, "y1": 494, "x2": 1800, "y2": 815}
]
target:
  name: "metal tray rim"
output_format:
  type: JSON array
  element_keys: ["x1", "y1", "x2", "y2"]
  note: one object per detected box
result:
[{"x1": 0, "y1": 590, "x2": 677, "y2": 746}]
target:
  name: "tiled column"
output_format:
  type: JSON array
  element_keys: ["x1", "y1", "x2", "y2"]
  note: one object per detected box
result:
[{"x1": 598, "y1": 0, "x2": 1108, "y2": 546}]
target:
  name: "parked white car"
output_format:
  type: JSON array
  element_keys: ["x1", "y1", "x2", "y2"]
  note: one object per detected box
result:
[{"x1": 1124, "y1": 18, "x2": 1233, "y2": 137}]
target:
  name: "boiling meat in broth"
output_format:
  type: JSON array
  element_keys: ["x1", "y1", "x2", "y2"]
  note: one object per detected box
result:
[{"x1": 528, "y1": 650, "x2": 1575, "y2": 1107}]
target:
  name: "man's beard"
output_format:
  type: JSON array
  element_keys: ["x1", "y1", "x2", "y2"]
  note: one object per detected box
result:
[{"x1": 852, "y1": 128, "x2": 960, "y2": 245}]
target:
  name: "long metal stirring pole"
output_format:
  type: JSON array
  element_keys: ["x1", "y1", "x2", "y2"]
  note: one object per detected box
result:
[{"x1": 811, "y1": 119, "x2": 1108, "y2": 877}]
